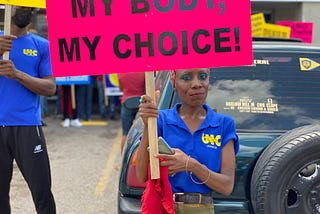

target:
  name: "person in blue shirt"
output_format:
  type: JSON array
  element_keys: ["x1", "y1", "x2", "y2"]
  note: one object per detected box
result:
[
  {"x1": 0, "y1": 6, "x2": 56, "y2": 214},
  {"x1": 136, "y1": 68, "x2": 239, "y2": 213}
]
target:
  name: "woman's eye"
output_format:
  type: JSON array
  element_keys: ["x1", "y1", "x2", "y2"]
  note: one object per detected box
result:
[
  {"x1": 180, "y1": 74, "x2": 192, "y2": 80},
  {"x1": 198, "y1": 73, "x2": 208, "y2": 80}
]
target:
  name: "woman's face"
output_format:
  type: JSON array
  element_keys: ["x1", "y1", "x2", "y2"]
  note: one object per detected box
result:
[{"x1": 174, "y1": 68, "x2": 210, "y2": 107}]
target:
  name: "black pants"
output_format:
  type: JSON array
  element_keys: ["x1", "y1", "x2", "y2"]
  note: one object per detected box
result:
[
  {"x1": 0, "y1": 126, "x2": 56, "y2": 214},
  {"x1": 62, "y1": 85, "x2": 78, "y2": 120}
]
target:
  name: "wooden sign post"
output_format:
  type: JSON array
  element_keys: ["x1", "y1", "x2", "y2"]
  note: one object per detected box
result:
[
  {"x1": 70, "y1": 84, "x2": 76, "y2": 110},
  {"x1": 3, "y1": 5, "x2": 12, "y2": 60},
  {"x1": 102, "y1": 75, "x2": 109, "y2": 107},
  {"x1": 145, "y1": 72, "x2": 160, "y2": 179}
]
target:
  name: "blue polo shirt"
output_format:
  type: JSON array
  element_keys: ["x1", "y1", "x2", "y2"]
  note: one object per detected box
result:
[
  {"x1": 157, "y1": 103, "x2": 239, "y2": 194},
  {"x1": 0, "y1": 32, "x2": 52, "y2": 126}
]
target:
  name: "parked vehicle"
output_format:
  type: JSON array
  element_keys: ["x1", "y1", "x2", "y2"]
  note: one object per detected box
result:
[{"x1": 118, "y1": 41, "x2": 320, "y2": 214}]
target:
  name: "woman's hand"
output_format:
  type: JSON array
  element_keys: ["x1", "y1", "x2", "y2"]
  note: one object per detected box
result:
[
  {"x1": 156, "y1": 149, "x2": 189, "y2": 176},
  {"x1": 138, "y1": 95, "x2": 159, "y2": 126}
]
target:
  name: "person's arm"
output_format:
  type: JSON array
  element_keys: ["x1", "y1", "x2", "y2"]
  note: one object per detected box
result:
[
  {"x1": 135, "y1": 95, "x2": 159, "y2": 183},
  {"x1": 158, "y1": 139, "x2": 236, "y2": 195},
  {"x1": 0, "y1": 34, "x2": 56, "y2": 96},
  {"x1": 187, "y1": 140, "x2": 236, "y2": 195},
  {"x1": 0, "y1": 60, "x2": 56, "y2": 96}
]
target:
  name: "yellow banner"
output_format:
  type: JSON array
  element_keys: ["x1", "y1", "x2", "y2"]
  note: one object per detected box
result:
[
  {"x1": 0, "y1": 0, "x2": 45, "y2": 8},
  {"x1": 251, "y1": 13, "x2": 265, "y2": 28},
  {"x1": 251, "y1": 13, "x2": 265, "y2": 36},
  {"x1": 261, "y1": 23, "x2": 290, "y2": 38},
  {"x1": 251, "y1": 13, "x2": 291, "y2": 38}
]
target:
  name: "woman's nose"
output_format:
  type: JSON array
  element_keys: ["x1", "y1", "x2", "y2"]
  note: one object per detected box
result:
[{"x1": 190, "y1": 77, "x2": 202, "y2": 88}]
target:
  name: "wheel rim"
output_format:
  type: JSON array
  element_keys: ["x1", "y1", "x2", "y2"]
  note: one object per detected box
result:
[{"x1": 284, "y1": 162, "x2": 320, "y2": 214}]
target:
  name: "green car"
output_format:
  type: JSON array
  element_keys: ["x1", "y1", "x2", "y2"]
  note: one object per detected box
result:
[{"x1": 118, "y1": 40, "x2": 320, "y2": 214}]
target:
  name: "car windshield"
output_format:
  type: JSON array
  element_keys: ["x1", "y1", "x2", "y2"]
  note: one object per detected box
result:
[{"x1": 207, "y1": 51, "x2": 320, "y2": 131}]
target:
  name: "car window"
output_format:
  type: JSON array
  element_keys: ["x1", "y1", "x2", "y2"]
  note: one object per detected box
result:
[
  {"x1": 208, "y1": 52, "x2": 320, "y2": 131},
  {"x1": 155, "y1": 71, "x2": 168, "y2": 92},
  {"x1": 156, "y1": 71, "x2": 175, "y2": 109}
]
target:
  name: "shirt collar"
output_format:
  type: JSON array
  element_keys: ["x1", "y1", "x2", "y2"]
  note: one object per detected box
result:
[{"x1": 166, "y1": 103, "x2": 220, "y2": 128}]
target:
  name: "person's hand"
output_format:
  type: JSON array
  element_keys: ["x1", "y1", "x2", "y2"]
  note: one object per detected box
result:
[
  {"x1": 138, "y1": 95, "x2": 159, "y2": 126},
  {"x1": 0, "y1": 35, "x2": 17, "y2": 56},
  {"x1": 0, "y1": 60, "x2": 19, "y2": 79},
  {"x1": 156, "y1": 149, "x2": 189, "y2": 176}
]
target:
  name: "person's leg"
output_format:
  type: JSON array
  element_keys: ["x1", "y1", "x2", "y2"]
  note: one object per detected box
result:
[
  {"x1": 96, "y1": 80, "x2": 106, "y2": 118},
  {"x1": 71, "y1": 109, "x2": 78, "y2": 120},
  {"x1": 62, "y1": 85, "x2": 70, "y2": 120},
  {"x1": 55, "y1": 86, "x2": 60, "y2": 115},
  {"x1": 109, "y1": 96, "x2": 117, "y2": 120},
  {"x1": 13, "y1": 126, "x2": 56, "y2": 214},
  {"x1": 62, "y1": 86, "x2": 71, "y2": 127},
  {"x1": 76, "y1": 85, "x2": 86, "y2": 120},
  {"x1": 71, "y1": 87, "x2": 82, "y2": 127},
  {"x1": 115, "y1": 96, "x2": 121, "y2": 115},
  {"x1": 120, "y1": 105, "x2": 138, "y2": 153},
  {"x1": 86, "y1": 83, "x2": 93, "y2": 120},
  {"x1": 0, "y1": 127, "x2": 14, "y2": 214}
]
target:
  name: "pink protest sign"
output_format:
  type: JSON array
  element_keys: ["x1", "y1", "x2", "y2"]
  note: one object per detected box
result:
[
  {"x1": 277, "y1": 21, "x2": 313, "y2": 43},
  {"x1": 46, "y1": 0, "x2": 252, "y2": 77}
]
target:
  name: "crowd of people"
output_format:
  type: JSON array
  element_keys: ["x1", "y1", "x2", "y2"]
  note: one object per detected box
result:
[{"x1": 40, "y1": 76, "x2": 122, "y2": 128}]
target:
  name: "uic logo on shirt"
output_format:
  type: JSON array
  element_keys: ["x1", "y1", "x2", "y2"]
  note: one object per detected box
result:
[
  {"x1": 202, "y1": 133, "x2": 221, "y2": 147},
  {"x1": 23, "y1": 49, "x2": 38, "y2": 57}
]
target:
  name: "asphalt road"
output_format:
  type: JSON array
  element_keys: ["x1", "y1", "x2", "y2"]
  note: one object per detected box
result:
[{"x1": 10, "y1": 115, "x2": 123, "y2": 214}]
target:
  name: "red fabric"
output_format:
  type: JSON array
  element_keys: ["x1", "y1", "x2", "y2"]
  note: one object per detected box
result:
[{"x1": 141, "y1": 164, "x2": 175, "y2": 214}]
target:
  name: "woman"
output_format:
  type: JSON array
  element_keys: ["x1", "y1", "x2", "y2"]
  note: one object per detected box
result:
[{"x1": 136, "y1": 68, "x2": 239, "y2": 213}]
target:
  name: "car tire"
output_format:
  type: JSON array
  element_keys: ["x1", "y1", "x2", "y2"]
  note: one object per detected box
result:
[{"x1": 250, "y1": 124, "x2": 320, "y2": 214}]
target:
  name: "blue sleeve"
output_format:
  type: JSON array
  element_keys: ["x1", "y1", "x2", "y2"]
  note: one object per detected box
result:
[
  {"x1": 222, "y1": 116, "x2": 239, "y2": 154},
  {"x1": 39, "y1": 41, "x2": 52, "y2": 78}
]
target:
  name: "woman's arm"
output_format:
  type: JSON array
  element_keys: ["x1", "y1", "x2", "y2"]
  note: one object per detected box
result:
[
  {"x1": 187, "y1": 140, "x2": 236, "y2": 195},
  {"x1": 158, "y1": 139, "x2": 236, "y2": 195},
  {"x1": 135, "y1": 95, "x2": 159, "y2": 183}
]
